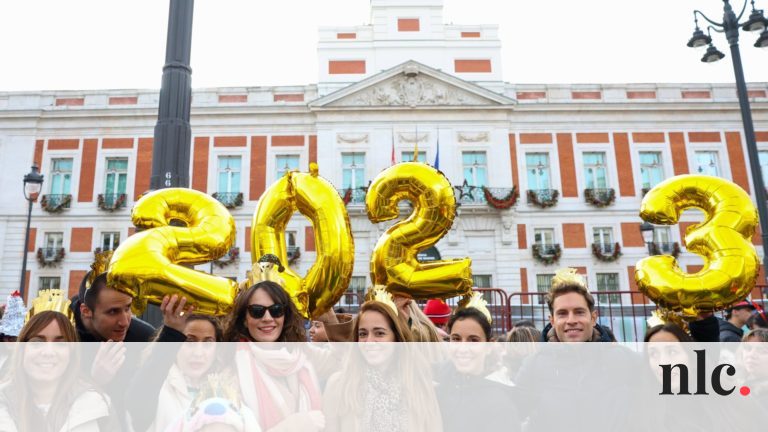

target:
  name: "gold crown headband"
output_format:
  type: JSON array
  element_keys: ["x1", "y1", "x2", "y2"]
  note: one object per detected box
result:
[
  {"x1": 242, "y1": 254, "x2": 286, "y2": 290},
  {"x1": 85, "y1": 249, "x2": 114, "y2": 290},
  {"x1": 466, "y1": 291, "x2": 492, "y2": 324},
  {"x1": 367, "y1": 285, "x2": 399, "y2": 317},
  {"x1": 551, "y1": 267, "x2": 587, "y2": 290},
  {"x1": 25, "y1": 289, "x2": 75, "y2": 325}
]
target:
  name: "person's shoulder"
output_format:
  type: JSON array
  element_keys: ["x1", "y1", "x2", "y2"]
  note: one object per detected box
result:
[{"x1": 64, "y1": 389, "x2": 112, "y2": 429}]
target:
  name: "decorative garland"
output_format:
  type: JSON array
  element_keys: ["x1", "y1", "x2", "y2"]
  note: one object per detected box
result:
[
  {"x1": 342, "y1": 188, "x2": 353, "y2": 205},
  {"x1": 212, "y1": 192, "x2": 244, "y2": 209},
  {"x1": 40, "y1": 195, "x2": 72, "y2": 213},
  {"x1": 526, "y1": 189, "x2": 559, "y2": 209},
  {"x1": 584, "y1": 188, "x2": 616, "y2": 208},
  {"x1": 482, "y1": 186, "x2": 518, "y2": 210},
  {"x1": 591, "y1": 242, "x2": 622, "y2": 263},
  {"x1": 213, "y1": 247, "x2": 240, "y2": 268},
  {"x1": 37, "y1": 248, "x2": 65, "y2": 268},
  {"x1": 97, "y1": 193, "x2": 127, "y2": 211},
  {"x1": 649, "y1": 242, "x2": 681, "y2": 259},
  {"x1": 532, "y1": 243, "x2": 562, "y2": 265}
]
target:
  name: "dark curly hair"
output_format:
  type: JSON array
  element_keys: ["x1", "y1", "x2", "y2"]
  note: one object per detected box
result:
[{"x1": 223, "y1": 281, "x2": 306, "y2": 342}]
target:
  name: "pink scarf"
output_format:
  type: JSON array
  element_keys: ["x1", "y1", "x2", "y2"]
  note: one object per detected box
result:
[{"x1": 236, "y1": 343, "x2": 322, "y2": 430}]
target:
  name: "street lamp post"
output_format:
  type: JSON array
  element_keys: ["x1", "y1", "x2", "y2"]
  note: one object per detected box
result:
[
  {"x1": 640, "y1": 221, "x2": 655, "y2": 255},
  {"x1": 20, "y1": 164, "x2": 44, "y2": 298},
  {"x1": 686, "y1": 0, "x2": 768, "y2": 282}
]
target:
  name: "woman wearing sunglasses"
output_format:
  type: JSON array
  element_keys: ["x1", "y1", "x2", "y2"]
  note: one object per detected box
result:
[{"x1": 225, "y1": 281, "x2": 325, "y2": 432}]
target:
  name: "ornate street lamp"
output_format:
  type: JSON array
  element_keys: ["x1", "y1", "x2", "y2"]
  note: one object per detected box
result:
[
  {"x1": 20, "y1": 164, "x2": 44, "y2": 298},
  {"x1": 686, "y1": 0, "x2": 768, "y2": 282},
  {"x1": 639, "y1": 221, "x2": 655, "y2": 255}
]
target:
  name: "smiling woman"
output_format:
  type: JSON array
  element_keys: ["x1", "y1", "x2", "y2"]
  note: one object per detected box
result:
[
  {"x1": 0, "y1": 311, "x2": 116, "y2": 432},
  {"x1": 322, "y1": 298, "x2": 441, "y2": 432}
]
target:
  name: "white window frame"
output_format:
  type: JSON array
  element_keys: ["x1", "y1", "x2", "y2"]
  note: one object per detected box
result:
[
  {"x1": 576, "y1": 143, "x2": 617, "y2": 196},
  {"x1": 216, "y1": 155, "x2": 243, "y2": 194},
  {"x1": 461, "y1": 150, "x2": 489, "y2": 187},
  {"x1": 101, "y1": 231, "x2": 121, "y2": 252},
  {"x1": 525, "y1": 152, "x2": 552, "y2": 191}
]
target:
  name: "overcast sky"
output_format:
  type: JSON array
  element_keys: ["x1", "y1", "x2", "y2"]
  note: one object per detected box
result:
[{"x1": 1, "y1": 0, "x2": 767, "y2": 92}]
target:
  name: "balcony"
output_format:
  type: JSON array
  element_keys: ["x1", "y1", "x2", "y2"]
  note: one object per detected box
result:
[
  {"x1": 37, "y1": 247, "x2": 65, "y2": 268},
  {"x1": 649, "y1": 241, "x2": 681, "y2": 258},
  {"x1": 584, "y1": 188, "x2": 615, "y2": 207},
  {"x1": 212, "y1": 192, "x2": 243, "y2": 209},
  {"x1": 98, "y1": 193, "x2": 127, "y2": 211},
  {"x1": 453, "y1": 182, "x2": 486, "y2": 205},
  {"x1": 213, "y1": 247, "x2": 240, "y2": 268},
  {"x1": 526, "y1": 189, "x2": 559, "y2": 208},
  {"x1": 532, "y1": 243, "x2": 561, "y2": 265},
  {"x1": 338, "y1": 187, "x2": 366, "y2": 205},
  {"x1": 591, "y1": 242, "x2": 622, "y2": 263},
  {"x1": 40, "y1": 194, "x2": 72, "y2": 213}
]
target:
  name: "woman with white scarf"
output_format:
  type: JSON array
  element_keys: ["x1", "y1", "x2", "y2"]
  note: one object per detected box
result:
[{"x1": 223, "y1": 281, "x2": 324, "y2": 432}]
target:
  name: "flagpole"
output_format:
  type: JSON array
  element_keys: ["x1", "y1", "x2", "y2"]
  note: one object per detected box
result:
[{"x1": 413, "y1": 125, "x2": 419, "y2": 162}]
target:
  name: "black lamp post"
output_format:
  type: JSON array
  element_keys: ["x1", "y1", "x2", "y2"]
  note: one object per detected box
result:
[
  {"x1": 20, "y1": 164, "x2": 44, "y2": 298},
  {"x1": 686, "y1": 0, "x2": 768, "y2": 283}
]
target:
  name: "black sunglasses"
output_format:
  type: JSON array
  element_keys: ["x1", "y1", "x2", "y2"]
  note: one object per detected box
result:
[{"x1": 247, "y1": 304, "x2": 286, "y2": 319}]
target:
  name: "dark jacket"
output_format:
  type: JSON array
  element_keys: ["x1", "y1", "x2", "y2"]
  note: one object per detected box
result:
[
  {"x1": 717, "y1": 317, "x2": 744, "y2": 342},
  {"x1": 435, "y1": 362, "x2": 521, "y2": 432},
  {"x1": 70, "y1": 295, "x2": 157, "y2": 343},
  {"x1": 514, "y1": 343, "x2": 640, "y2": 432}
]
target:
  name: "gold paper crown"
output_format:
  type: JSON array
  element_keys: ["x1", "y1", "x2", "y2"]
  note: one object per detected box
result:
[
  {"x1": 551, "y1": 267, "x2": 587, "y2": 290},
  {"x1": 85, "y1": 249, "x2": 114, "y2": 290},
  {"x1": 189, "y1": 373, "x2": 242, "y2": 412},
  {"x1": 466, "y1": 291, "x2": 492, "y2": 324},
  {"x1": 243, "y1": 254, "x2": 286, "y2": 289},
  {"x1": 367, "y1": 285, "x2": 398, "y2": 317},
  {"x1": 25, "y1": 289, "x2": 75, "y2": 325}
]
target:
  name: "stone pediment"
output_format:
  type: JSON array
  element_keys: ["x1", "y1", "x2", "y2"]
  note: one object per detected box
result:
[{"x1": 310, "y1": 60, "x2": 515, "y2": 109}]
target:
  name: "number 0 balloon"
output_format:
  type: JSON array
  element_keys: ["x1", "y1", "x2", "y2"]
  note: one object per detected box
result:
[{"x1": 251, "y1": 164, "x2": 354, "y2": 319}]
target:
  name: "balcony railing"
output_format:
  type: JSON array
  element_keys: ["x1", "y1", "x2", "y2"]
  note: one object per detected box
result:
[
  {"x1": 37, "y1": 247, "x2": 65, "y2": 267},
  {"x1": 593, "y1": 242, "x2": 616, "y2": 254},
  {"x1": 213, "y1": 247, "x2": 240, "y2": 268},
  {"x1": 212, "y1": 192, "x2": 243, "y2": 209},
  {"x1": 526, "y1": 189, "x2": 559, "y2": 208},
  {"x1": 532, "y1": 243, "x2": 562, "y2": 265},
  {"x1": 584, "y1": 188, "x2": 616, "y2": 207},
  {"x1": 649, "y1": 241, "x2": 681, "y2": 258},
  {"x1": 453, "y1": 183, "x2": 486, "y2": 204},
  {"x1": 337, "y1": 188, "x2": 367, "y2": 205},
  {"x1": 98, "y1": 193, "x2": 127, "y2": 211},
  {"x1": 40, "y1": 194, "x2": 72, "y2": 213}
]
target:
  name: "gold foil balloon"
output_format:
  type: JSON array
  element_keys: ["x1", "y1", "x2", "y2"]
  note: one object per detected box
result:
[
  {"x1": 108, "y1": 188, "x2": 239, "y2": 316},
  {"x1": 367, "y1": 162, "x2": 473, "y2": 299},
  {"x1": 251, "y1": 163, "x2": 354, "y2": 319},
  {"x1": 635, "y1": 175, "x2": 760, "y2": 317}
]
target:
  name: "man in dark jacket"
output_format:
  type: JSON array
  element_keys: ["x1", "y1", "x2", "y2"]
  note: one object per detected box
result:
[
  {"x1": 719, "y1": 301, "x2": 755, "y2": 342},
  {"x1": 71, "y1": 272, "x2": 157, "y2": 342},
  {"x1": 516, "y1": 269, "x2": 640, "y2": 431}
]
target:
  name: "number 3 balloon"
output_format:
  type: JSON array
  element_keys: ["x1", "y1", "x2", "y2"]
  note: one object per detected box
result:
[{"x1": 635, "y1": 175, "x2": 760, "y2": 317}]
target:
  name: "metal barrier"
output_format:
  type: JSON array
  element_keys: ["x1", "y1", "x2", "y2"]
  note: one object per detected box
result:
[{"x1": 439, "y1": 288, "x2": 511, "y2": 334}]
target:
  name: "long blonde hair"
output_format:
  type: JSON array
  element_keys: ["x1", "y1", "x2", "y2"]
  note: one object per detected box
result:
[
  {"x1": 407, "y1": 302, "x2": 441, "y2": 342},
  {"x1": 336, "y1": 303, "x2": 440, "y2": 427}
]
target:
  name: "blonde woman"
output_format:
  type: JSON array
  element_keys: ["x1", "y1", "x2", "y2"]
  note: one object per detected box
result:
[{"x1": 323, "y1": 293, "x2": 442, "y2": 432}]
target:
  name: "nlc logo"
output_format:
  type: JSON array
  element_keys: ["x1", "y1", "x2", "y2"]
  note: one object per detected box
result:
[{"x1": 660, "y1": 349, "x2": 750, "y2": 396}]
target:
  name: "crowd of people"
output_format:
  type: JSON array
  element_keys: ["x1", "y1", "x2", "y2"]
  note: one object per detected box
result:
[{"x1": 0, "y1": 266, "x2": 764, "y2": 431}]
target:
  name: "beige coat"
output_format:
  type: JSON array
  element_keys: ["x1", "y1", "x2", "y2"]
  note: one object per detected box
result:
[{"x1": 322, "y1": 371, "x2": 443, "y2": 432}]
